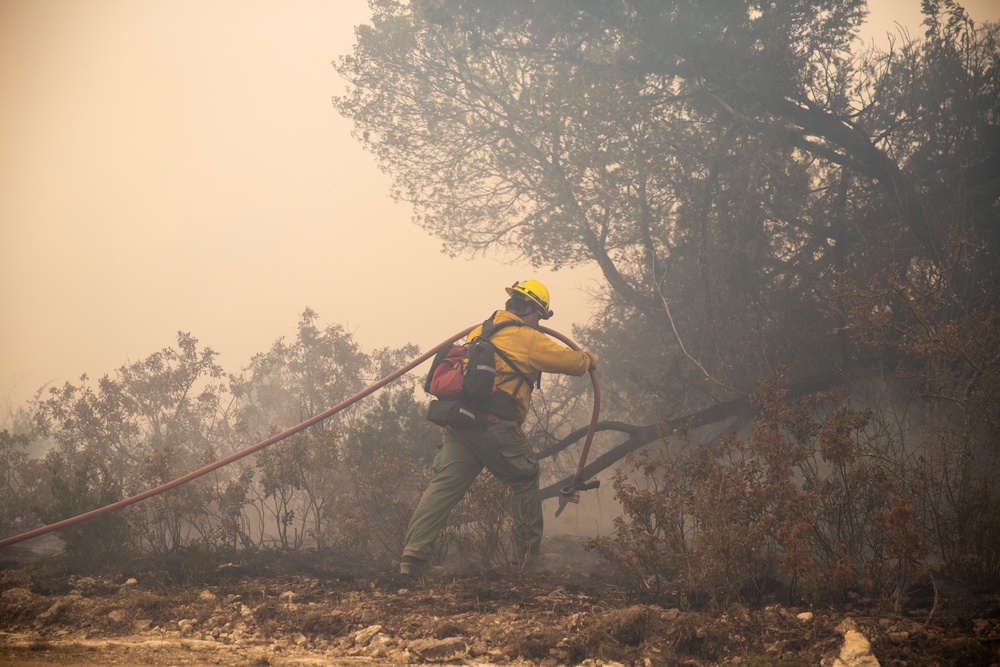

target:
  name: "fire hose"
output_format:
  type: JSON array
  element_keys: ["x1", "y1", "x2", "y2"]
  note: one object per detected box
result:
[{"x1": 0, "y1": 325, "x2": 600, "y2": 550}]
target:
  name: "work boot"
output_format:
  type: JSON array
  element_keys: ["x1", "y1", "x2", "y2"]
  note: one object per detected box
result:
[{"x1": 399, "y1": 555, "x2": 448, "y2": 579}]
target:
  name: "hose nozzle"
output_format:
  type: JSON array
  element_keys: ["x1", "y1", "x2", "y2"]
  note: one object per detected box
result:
[{"x1": 555, "y1": 478, "x2": 600, "y2": 516}]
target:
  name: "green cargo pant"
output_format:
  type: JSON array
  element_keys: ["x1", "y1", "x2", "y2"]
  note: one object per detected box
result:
[{"x1": 402, "y1": 419, "x2": 542, "y2": 563}]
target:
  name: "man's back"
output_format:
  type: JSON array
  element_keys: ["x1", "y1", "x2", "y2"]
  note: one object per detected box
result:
[{"x1": 470, "y1": 310, "x2": 591, "y2": 422}]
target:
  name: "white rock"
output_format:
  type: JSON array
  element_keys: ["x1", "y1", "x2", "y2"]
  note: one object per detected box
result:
[
  {"x1": 833, "y1": 619, "x2": 881, "y2": 667},
  {"x1": 354, "y1": 624, "x2": 383, "y2": 647}
]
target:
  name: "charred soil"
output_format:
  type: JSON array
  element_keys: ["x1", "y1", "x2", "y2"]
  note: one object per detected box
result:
[{"x1": 1, "y1": 542, "x2": 998, "y2": 667}]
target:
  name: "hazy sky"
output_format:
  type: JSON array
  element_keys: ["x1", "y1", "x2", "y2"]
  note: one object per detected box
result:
[{"x1": 2, "y1": 0, "x2": 998, "y2": 412}]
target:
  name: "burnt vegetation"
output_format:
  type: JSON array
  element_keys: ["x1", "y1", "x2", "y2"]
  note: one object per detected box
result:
[{"x1": 2, "y1": 0, "x2": 1000, "y2": 642}]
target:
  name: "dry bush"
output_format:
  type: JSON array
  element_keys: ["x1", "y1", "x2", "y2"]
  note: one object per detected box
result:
[
  {"x1": 836, "y1": 237, "x2": 1000, "y2": 589},
  {"x1": 329, "y1": 445, "x2": 429, "y2": 567},
  {"x1": 593, "y1": 238, "x2": 999, "y2": 607},
  {"x1": 590, "y1": 377, "x2": 930, "y2": 608}
]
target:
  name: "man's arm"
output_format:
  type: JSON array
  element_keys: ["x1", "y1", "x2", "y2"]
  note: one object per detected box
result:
[{"x1": 523, "y1": 329, "x2": 593, "y2": 376}]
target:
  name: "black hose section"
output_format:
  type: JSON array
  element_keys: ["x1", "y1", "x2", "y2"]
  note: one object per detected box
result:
[
  {"x1": 0, "y1": 326, "x2": 477, "y2": 550},
  {"x1": 1, "y1": 323, "x2": 600, "y2": 549}
]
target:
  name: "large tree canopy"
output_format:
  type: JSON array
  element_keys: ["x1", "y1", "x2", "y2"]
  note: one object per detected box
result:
[{"x1": 335, "y1": 0, "x2": 999, "y2": 421}]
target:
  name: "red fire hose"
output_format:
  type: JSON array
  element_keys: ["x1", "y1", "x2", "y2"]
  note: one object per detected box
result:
[
  {"x1": 0, "y1": 325, "x2": 600, "y2": 550},
  {"x1": 538, "y1": 326, "x2": 602, "y2": 515}
]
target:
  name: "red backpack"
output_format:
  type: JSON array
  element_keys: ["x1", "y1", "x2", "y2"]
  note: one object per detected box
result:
[{"x1": 424, "y1": 314, "x2": 537, "y2": 426}]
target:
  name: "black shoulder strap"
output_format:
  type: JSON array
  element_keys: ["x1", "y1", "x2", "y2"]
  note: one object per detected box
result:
[{"x1": 477, "y1": 313, "x2": 539, "y2": 390}]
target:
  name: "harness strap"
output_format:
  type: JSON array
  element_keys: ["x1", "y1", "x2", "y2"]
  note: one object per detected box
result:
[{"x1": 476, "y1": 313, "x2": 539, "y2": 395}]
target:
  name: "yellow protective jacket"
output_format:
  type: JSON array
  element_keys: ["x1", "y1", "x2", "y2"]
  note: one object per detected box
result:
[{"x1": 467, "y1": 310, "x2": 592, "y2": 423}]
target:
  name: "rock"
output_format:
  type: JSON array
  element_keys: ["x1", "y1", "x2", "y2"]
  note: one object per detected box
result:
[
  {"x1": 198, "y1": 589, "x2": 217, "y2": 602},
  {"x1": 661, "y1": 608, "x2": 681, "y2": 621},
  {"x1": 293, "y1": 632, "x2": 309, "y2": 646},
  {"x1": 408, "y1": 636, "x2": 470, "y2": 662},
  {"x1": 797, "y1": 612, "x2": 815, "y2": 622},
  {"x1": 123, "y1": 578, "x2": 138, "y2": 586},
  {"x1": 34, "y1": 599, "x2": 72, "y2": 628},
  {"x1": 833, "y1": 619, "x2": 881, "y2": 667},
  {"x1": 1, "y1": 587, "x2": 32, "y2": 602},
  {"x1": 765, "y1": 640, "x2": 786, "y2": 657},
  {"x1": 469, "y1": 638, "x2": 488, "y2": 656},
  {"x1": 368, "y1": 633, "x2": 393, "y2": 652},
  {"x1": 108, "y1": 609, "x2": 128, "y2": 623},
  {"x1": 354, "y1": 624, "x2": 383, "y2": 647}
]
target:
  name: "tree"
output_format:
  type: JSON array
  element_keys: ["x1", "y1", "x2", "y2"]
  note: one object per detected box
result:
[
  {"x1": 336, "y1": 0, "x2": 1000, "y2": 595},
  {"x1": 335, "y1": 0, "x2": 998, "y2": 419},
  {"x1": 229, "y1": 309, "x2": 372, "y2": 549},
  {"x1": 0, "y1": 430, "x2": 46, "y2": 542},
  {"x1": 30, "y1": 332, "x2": 229, "y2": 556},
  {"x1": 232, "y1": 308, "x2": 370, "y2": 434},
  {"x1": 334, "y1": 388, "x2": 438, "y2": 563}
]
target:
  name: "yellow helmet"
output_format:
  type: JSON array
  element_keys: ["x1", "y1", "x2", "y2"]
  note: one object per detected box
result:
[{"x1": 505, "y1": 279, "x2": 553, "y2": 319}]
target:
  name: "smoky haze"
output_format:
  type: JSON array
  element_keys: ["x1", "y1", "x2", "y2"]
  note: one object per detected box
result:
[
  {"x1": 0, "y1": 0, "x2": 601, "y2": 412},
  {"x1": 1, "y1": 0, "x2": 997, "y2": 413}
]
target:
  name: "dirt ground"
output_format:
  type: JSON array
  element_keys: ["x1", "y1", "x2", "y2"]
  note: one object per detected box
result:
[{"x1": 1, "y1": 537, "x2": 998, "y2": 667}]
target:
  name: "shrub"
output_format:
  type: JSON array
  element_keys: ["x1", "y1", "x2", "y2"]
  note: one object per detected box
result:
[{"x1": 590, "y1": 375, "x2": 930, "y2": 608}]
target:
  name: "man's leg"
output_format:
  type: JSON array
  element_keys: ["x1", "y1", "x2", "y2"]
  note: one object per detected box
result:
[
  {"x1": 402, "y1": 431, "x2": 483, "y2": 561},
  {"x1": 458, "y1": 421, "x2": 543, "y2": 562}
]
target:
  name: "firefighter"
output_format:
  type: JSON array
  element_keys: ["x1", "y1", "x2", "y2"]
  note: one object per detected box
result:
[{"x1": 400, "y1": 280, "x2": 597, "y2": 577}]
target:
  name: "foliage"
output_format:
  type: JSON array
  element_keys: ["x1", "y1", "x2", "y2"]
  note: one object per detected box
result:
[
  {"x1": 331, "y1": 387, "x2": 438, "y2": 565},
  {"x1": 834, "y1": 236, "x2": 1000, "y2": 587},
  {"x1": 0, "y1": 430, "x2": 45, "y2": 540},
  {"x1": 335, "y1": 0, "x2": 1000, "y2": 431},
  {"x1": 229, "y1": 309, "x2": 373, "y2": 551},
  {"x1": 329, "y1": 0, "x2": 1000, "y2": 602},
  {"x1": 127, "y1": 440, "x2": 219, "y2": 554},
  {"x1": 25, "y1": 333, "x2": 228, "y2": 559},
  {"x1": 593, "y1": 242, "x2": 999, "y2": 606},
  {"x1": 2, "y1": 312, "x2": 442, "y2": 567},
  {"x1": 38, "y1": 450, "x2": 131, "y2": 567},
  {"x1": 589, "y1": 379, "x2": 926, "y2": 608},
  {"x1": 253, "y1": 430, "x2": 342, "y2": 550},
  {"x1": 231, "y1": 308, "x2": 369, "y2": 435}
]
